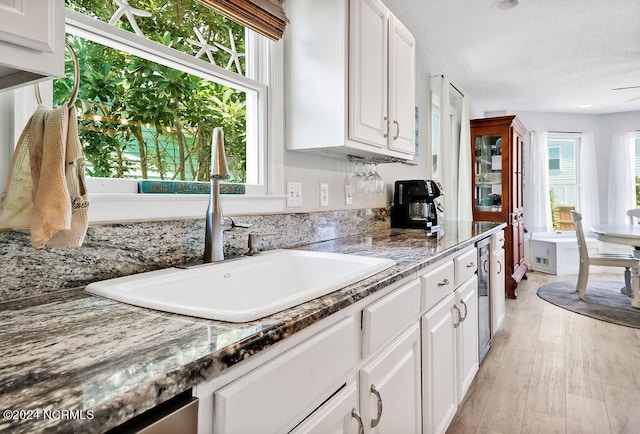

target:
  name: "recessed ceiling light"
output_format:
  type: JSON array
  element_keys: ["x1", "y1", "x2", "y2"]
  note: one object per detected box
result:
[
  {"x1": 578, "y1": 104, "x2": 592, "y2": 108},
  {"x1": 493, "y1": 0, "x2": 519, "y2": 10}
]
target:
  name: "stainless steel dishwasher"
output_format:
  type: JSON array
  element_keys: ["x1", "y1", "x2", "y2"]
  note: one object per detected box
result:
[{"x1": 477, "y1": 237, "x2": 491, "y2": 363}]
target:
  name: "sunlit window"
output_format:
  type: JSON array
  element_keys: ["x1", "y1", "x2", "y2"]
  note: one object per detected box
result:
[
  {"x1": 547, "y1": 137, "x2": 578, "y2": 231},
  {"x1": 57, "y1": 0, "x2": 266, "y2": 186}
]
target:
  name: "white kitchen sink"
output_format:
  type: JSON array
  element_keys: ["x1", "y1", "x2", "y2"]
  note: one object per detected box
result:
[{"x1": 85, "y1": 249, "x2": 395, "y2": 323}]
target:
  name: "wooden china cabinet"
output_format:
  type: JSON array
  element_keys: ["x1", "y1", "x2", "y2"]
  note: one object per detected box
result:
[{"x1": 471, "y1": 115, "x2": 527, "y2": 299}]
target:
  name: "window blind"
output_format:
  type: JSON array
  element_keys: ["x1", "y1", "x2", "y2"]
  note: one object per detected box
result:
[{"x1": 196, "y1": 0, "x2": 287, "y2": 41}]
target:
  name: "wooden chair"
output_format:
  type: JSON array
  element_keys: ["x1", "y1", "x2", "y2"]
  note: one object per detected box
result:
[
  {"x1": 571, "y1": 210, "x2": 639, "y2": 299},
  {"x1": 627, "y1": 208, "x2": 640, "y2": 224}
]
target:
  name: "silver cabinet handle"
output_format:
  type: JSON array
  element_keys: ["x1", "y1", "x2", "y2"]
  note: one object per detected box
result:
[
  {"x1": 466, "y1": 262, "x2": 475, "y2": 268},
  {"x1": 351, "y1": 408, "x2": 365, "y2": 434},
  {"x1": 383, "y1": 116, "x2": 389, "y2": 138},
  {"x1": 370, "y1": 384, "x2": 383, "y2": 428},
  {"x1": 393, "y1": 120, "x2": 400, "y2": 140},
  {"x1": 497, "y1": 260, "x2": 502, "y2": 274},
  {"x1": 483, "y1": 260, "x2": 488, "y2": 273},
  {"x1": 459, "y1": 300, "x2": 468, "y2": 322},
  {"x1": 437, "y1": 278, "x2": 450, "y2": 287},
  {"x1": 453, "y1": 304, "x2": 461, "y2": 328}
]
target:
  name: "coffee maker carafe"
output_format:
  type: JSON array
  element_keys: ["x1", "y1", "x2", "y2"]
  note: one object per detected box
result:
[{"x1": 391, "y1": 180, "x2": 443, "y2": 231}]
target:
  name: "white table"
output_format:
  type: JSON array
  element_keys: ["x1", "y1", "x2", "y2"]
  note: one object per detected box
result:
[{"x1": 591, "y1": 224, "x2": 640, "y2": 308}]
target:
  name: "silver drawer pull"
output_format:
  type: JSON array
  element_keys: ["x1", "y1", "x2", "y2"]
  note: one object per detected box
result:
[
  {"x1": 351, "y1": 408, "x2": 365, "y2": 434},
  {"x1": 370, "y1": 384, "x2": 383, "y2": 428},
  {"x1": 459, "y1": 300, "x2": 468, "y2": 322},
  {"x1": 437, "y1": 278, "x2": 450, "y2": 287},
  {"x1": 498, "y1": 260, "x2": 502, "y2": 274},
  {"x1": 466, "y1": 262, "x2": 475, "y2": 268},
  {"x1": 453, "y1": 304, "x2": 461, "y2": 328}
]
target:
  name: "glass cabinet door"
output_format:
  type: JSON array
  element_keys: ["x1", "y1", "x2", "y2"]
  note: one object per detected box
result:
[{"x1": 474, "y1": 134, "x2": 502, "y2": 212}]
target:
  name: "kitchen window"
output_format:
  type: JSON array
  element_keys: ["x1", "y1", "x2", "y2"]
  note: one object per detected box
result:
[
  {"x1": 4, "y1": 1, "x2": 285, "y2": 221},
  {"x1": 547, "y1": 136, "x2": 579, "y2": 231}
]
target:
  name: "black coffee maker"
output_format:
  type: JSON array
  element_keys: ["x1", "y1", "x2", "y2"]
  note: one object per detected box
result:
[{"x1": 391, "y1": 180, "x2": 443, "y2": 230}]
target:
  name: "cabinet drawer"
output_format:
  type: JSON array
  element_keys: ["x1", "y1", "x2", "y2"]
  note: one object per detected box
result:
[
  {"x1": 362, "y1": 278, "x2": 421, "y2": 358},
  {"x1": 290, "y1": 382, "x2": 359, "y2": 434},
  {"x1": 420, "y1": 260, "x2": 455, "y2": 312},
  {"x1": 491, "y1": 230, "x2": 505, "y2": 251},
  {"x1": 213, "y1": 317, "x2": 357, "y2": 434},
  {"x1": 454, "y1": 248, "x2": 477, "y2": 286}
]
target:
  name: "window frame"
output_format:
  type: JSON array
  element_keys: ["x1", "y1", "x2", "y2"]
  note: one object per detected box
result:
[
  {"x1": 4, "y1": 8, "x2": 285, "y2": 222},
  {"x1": 634, "y1": 136, "x2": 640, "y2": 207}
]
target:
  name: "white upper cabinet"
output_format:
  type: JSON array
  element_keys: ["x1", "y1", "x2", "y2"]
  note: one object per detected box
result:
[
  {"x1": 388, "y1": 16, "x2": 416, "y2": 154},
  {"x1": 285, "y1": 0, "x2": 416, "y2": 161},
  {"x1": 0, "y1": 0, "x2": 64, "y2": 90},
  {"x1": 348, "y1": 0, "x2": 388, "y2": 149}
]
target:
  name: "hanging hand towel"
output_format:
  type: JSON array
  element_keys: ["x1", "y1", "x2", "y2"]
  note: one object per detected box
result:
[{"x1": 0, "y1": 104, "x2": 89, "y2": 248}]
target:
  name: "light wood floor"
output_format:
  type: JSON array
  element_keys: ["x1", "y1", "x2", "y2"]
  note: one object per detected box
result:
[{"x1": 447, "y1": 271, "x2": 640, "y2": 434}]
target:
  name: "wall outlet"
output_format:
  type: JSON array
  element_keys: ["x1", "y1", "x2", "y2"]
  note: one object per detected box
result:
[
  {"x1": 287, "y1": 181, "x2": 303, "y2": 207},
  {"x1": 345, "y1": 184, "x2": 353, "y2": 206},
  {"x1": 320, "y1": 183, "x2": 329, "y2": 207}
]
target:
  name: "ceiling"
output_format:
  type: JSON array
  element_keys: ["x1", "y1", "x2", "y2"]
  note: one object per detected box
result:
[{"x1": 382, "y1": 0, "x2": 640, "y2": 115}]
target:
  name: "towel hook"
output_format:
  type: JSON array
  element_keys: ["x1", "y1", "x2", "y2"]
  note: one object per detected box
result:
[{"x1": 35, "y1": 43, "x2": 80, "y2": 109}]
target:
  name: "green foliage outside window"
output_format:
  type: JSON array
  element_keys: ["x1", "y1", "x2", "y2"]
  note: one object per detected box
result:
[{"x1": 55, "y1": 0, "x2": 248, "y2": 182}]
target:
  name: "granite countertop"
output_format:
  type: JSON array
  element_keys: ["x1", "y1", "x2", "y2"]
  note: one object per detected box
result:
[{"x1": 0, "y1": 221, "x2": 504, "y2": 433}]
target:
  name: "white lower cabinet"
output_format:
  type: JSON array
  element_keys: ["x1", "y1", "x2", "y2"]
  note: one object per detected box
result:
[
  {"x1": 360, "y1": 324, "x2": 421, "y2": 433},
  {"x1": 422, "y1": 293, "x2": 457, "y2": 434},
  {"x1": 201, "y1": 241, "x2": 495, "y2": 434},
  {"x1": 490, "y1": 230, "x2": 506, "y2": 334},
  {"x1": 212, "y1": 317, "x2": 358, "y2": 433},
  {"x1": 421, "y1": 246, "x2": 480, "y2": 434},
  {"x1": 455, "y1": 276, "x2": 479, "y2": 401}
]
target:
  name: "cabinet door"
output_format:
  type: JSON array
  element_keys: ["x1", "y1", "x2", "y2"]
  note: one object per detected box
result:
[
  {"x1": 456, "y1": 276, "x2": 479, "y2": 402},
  {"x1": 472, "y1": 130, "x2": 505, "y2": 215},
  {"x1": 491, "y1": 249, "x2": 506, "y2": 334},
  {"x1": 0, "y1": 0, "x2": 64, "y2": 89},
  {"x1": 290, "y1": 383, "x2": 360, "y2": 434},
  {"x1": 517, "y1": 212, "x2": 525, "y2": 267},
  {"x1": 213, "y1": 317, "x2": 357, "y2": 433},
  {"x1": 511, "y1": 215, "x2": 519, "y2": 275},
  {"x1": 349, "y1": 0, "x2": 388, "y2": 148},
  {"x1": 387, "y1": 15, "x2": 415, "y2": 154},
  {"x1": 422, "y1": 293, "x2": 457, "y2": 434},
  {"x1": 0, "y1": 1, "x2": 55, "y2": 52},
  {"x1": 360, "y1": 323, "x2": 421, "y2": 434}
]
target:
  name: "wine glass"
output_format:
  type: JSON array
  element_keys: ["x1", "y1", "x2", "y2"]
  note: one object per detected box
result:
[
  {"x1": 363, "y1": 163, "x2": 375, "y2": 194},
  {"x1": 372, "y1": 163, "x2": 384, "y2": 194},
  {"x1": 350, "y1": 162, "x2": 365, "y2": 193}
]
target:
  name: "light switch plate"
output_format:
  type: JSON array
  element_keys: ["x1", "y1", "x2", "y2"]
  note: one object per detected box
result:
[
  {"x1": 320, "y1": 183, "x2": 329, "y2": 207},
  {"x1": 287, "y1": 181, "x2": 303, "y2": 207},
  {"x1": 345, "y1": 184, "x2": 353, "y2": 206}
]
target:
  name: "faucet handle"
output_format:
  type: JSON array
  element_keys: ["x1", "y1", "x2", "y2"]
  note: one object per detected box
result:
[
  {"x1": 233, "y1": 221, "x2": 252, "y2": 229},
  {"x1": 224, "y1": 217, "x2": 251, "y2": 230},
  {"x1": 246, "y1": 232, "x2": 277, "y2": 256}
]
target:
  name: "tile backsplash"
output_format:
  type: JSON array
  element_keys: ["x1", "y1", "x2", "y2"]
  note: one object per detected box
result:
[{"x1": 0, "y1": 208, "x2": 390, "y2": 302}]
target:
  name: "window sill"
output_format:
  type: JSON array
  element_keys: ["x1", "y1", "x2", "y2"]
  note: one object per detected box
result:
[{"x1": 87, "y1": 193, "x2": 286, "y2": 223}]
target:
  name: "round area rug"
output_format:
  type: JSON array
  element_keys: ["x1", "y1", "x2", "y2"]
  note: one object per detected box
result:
[{"x1": 537, "y1": 280, "x2": 640, "y2": 329}]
